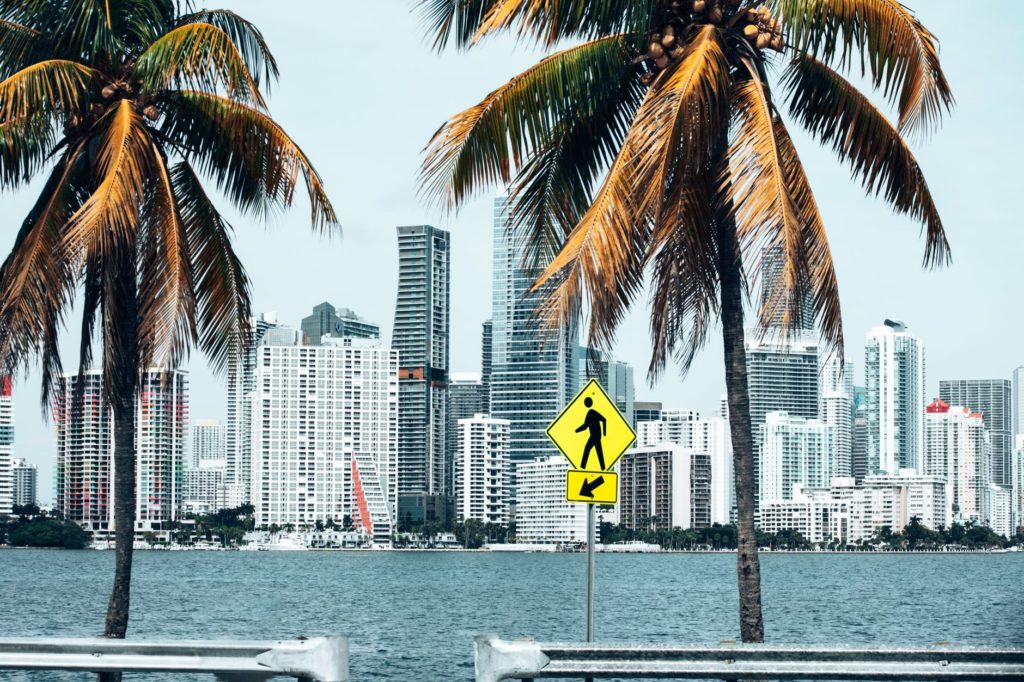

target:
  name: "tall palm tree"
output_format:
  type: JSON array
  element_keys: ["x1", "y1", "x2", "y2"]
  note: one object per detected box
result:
[
  {"x1": 0, "y1": 0, "x2": 336, "y2": 641},
  {"x1": 418, "y1": 0, "x2": 951, "y2": 642}
]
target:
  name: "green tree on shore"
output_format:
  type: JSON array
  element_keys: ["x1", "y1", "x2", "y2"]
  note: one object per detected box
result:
[
  {"x1": 418, "y1": 0, "x2": 951, "y2": 642},
  {"x1": 0, "y1": 0, "x2": 336, "y2": 644}
]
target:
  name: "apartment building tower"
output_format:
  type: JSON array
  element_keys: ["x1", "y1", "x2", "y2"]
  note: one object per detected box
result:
[
  {"x1": 939, "y1": 379, "x2": 1013, "y2": 487},
  {"x1": 865, "y1": 320, "x2": 925, "y2": 474},
  {"x1": 454, "y1": 414, "x2": 510, "y2": 526}
]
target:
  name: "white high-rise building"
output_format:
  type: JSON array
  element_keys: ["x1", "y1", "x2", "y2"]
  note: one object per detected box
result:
[
  {"x1": 618, "y1": 445, "x2": 712, "y2": 530},
  {"x1": 820, "y1": 355, "x2": 854, "y2": 478},
  {"x1": 515, "y1": 456, "x2": 592, "y2": 544},
  {"x1": 759, "y1": 412, "x2": 833, "y2": 503},
  {"x1": 865, "y1": 320, "x2": 925, "y2": 474},
  {"x1": 12, "y1": 459, "x2": 37, "y2": 507},
  {"x1": 184, "y1": 465, "x2": 225, "y2": 516},
  {"x1": 1012, "y1": 435, "x2": 1024, "y2": 533},
  {"x1": 54, "y1": 369, "x2": 187, "y2": 537},
  {"x1": 191, "y1": 419, "x2": 225, "y2": 467},
  {"x1": 939, "y1": 379, "x2": 1013, "y2": 487},
  {"x1": 455, "y1": 415, "x2": 510, "y2": 526},
  {"x1": 638, "y1": 409, "x2": 733, "y2": 524},
  {"x1": 863, "y1": 469, "x2": 947, "y2": 531},
  {"x1": 225, "y1": 313, "x2": 278, "y2": 501},
  {"x1": 0, "y1": 377, "x2": 13, "y2": 516},
  {"x1": 923, "y1": 399, "x2": 991, "y2": 526},
  {"x1": 250, "y1": 336, "x2": 398, "y2": 544},
  {"x1": 987, "y1": 483, "x2": 1012, "y2": 538}
]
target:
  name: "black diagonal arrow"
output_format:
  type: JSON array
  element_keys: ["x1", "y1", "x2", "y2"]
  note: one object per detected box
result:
[{"x1": 578, "y1": 475, "x2": 605, "y2": 499}]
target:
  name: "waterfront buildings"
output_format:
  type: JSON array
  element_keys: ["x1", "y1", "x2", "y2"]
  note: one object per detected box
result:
[
  {"x1": 301, "y1": 303, "x2": 379, "y2": 345},
  {"x1": 865, "y1": 320, "x2": 925, "y2": 474},
  {"x1": 515, "y1": 456, "x2": 591, "y2": 543},
  {"x1": 447, "y1": 374, "x2": 489, "y2": 496},
  {"x1": 184, "y1": 419, "x2": 227, "y2": 514},
  {"x1": 939, "y1": 379, "x2": 1013, "y2": 487},
  {"x1": 0, "y1": 377, "x2": 12, "y2": 516},
  {"x1": 987, "y1": 483, "x2": 1013, "y2": 538},
  {"x1": 393, "y1": 225, "x2": 450, "y2": 508},
  {"x1": 481, "y1": 320, "x2": 493, "y2": 409},
  {"x1": 1013, "y1": 436, "x2": 1024, "y2": 532},
  {"x1": 454, "y1": 414, "x2": 510, "y2": 526},
  {"x1": 578, "y1": 347, "x2": 635, "y2": 426},
  {"x1": 923, "y1": 399, "x2": 991, "y2": 526},
  {"x1": 54, "y1": 369, "x2": 187, "y2": 537},
  {"x1": 191, "y1": 419, "x2": 225, "y2": 467},
  {"x1": 863, "y1": 470, "x2": 947, "y2": 531},
  {"x1": 618, "y1": 444, "x2": 712, "y2": 530},
  {"x1": 250, "y1": 336, "x2": 398, "y2": 543},
  {"x1": 820, "y1": 356, "x2": 854, "y2": 478},
  {"x1": 225, "y1": 313, "x2": 278, "y2": 503},
  {"x1": 12, "y1": 459, "x2": 36, "y2": 507},
  {"x1": 851, "y1": 407, "x2": 869, "y2": 483},
  {"x1": 490, "y1": 196, "x2": 577, "y2": 465},
  {"x1": 637, "y1": 409, "x2": 733, "y2": 524},
  {"x1": 758, "y1": 411, "x2": 833, "y2": 503}
]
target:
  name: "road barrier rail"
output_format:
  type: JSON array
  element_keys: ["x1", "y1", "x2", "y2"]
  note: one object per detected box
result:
[
  {"x1": 474, "y1": 636, "x2": 1024, "y2": 682},
  {"x1": 0, "y1": 635, "x2": 348, "y2": 681}
]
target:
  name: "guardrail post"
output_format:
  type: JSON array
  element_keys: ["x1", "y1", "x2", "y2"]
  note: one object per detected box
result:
[{"x1": 474, "y1": 636, "x2": 548, "y2": 682}]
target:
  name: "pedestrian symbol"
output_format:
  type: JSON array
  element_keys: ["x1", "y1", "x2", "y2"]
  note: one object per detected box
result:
[{"x1": 547, "y1": 378, "x2": 636, "y2": 491}]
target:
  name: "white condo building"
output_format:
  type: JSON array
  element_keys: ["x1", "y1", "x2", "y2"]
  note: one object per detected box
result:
[
  {"x1": 12, "y1": 458, "x2": 37, "y2": 507},
  {"x1": 759, "y1": 412, "x2": 833, "y2": 503},
  {"x1": 54, "y1": 369, "x2": 187, "y2": 537},
  {"x1": 618, "y1": 444, "x2": 711, "y2": 530},
  {"x1": 988, "y1": 483, "x2": 1012, "y2": 538},
  {"x1": 923, "y1": 399, "x2": 991, "y2": 527},
  {"x1": 1013, "y1": 435, "x2": 1024, "y2": 533},
  {"x1": 184, "y1": 420, "x2": 228, "y2": 515},
  {"x1": 515, "y1": 456, "x2": 593, "y2": 544},
  {"x1": 455, "y1": 415, "x2": 510, "y2": 526},
  {"x1": 865, "y1": 320, "x2": 925, "y2": 474},
  {"x1": 820, "y1": 355, "x2": 854, "y2": 478},
  {"x1": 863, "y1": 470, "x2": 947, "y2": 531},
  {"x1": 0, "y1": 377, "x2": 13, "y2": 516},
  {"x1": 637, "y1": 409, "x2": 733, "y2": 524},
  {"x1": 250, "y1": 336, "x2": 398, "y2": 544}
]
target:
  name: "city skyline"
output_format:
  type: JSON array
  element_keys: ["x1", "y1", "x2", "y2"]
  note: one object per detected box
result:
[{"x1": 2, "y1": 1, "x2": 1021, "y2": 500}]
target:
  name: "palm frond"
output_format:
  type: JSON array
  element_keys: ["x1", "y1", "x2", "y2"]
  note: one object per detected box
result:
[
  {"x1": 136, "y1": 147, "x2": 197, "y2": 370},
  {"x1": 0, "y1": 112, "x2": 57, "y2": 189},
  {"x1": 171, "y1": 159, "x2": 251, "y2": 375},
  {"x1": 471, "y1": 0, "x2": 657, "y2": 48},
  {"x1": 533, "y1": 25, "x2": 730, "y2": 348},
  {"x1": 160, "y1": 91, "x2": 337, "y2": 231},
  {"x1": 0, "y1": 18, "x2": 40, "y2": 78},
  {"x1": 64, "y1": 100, "x2": 156, "y2": 262},
  {"x1": 420, "y1": 35, "x2": 636, "y2": 212},
  {"x1": 135, "y1": 21, "x2": 265, "y2": 107},
  {"x1": 5, "y1": 0, "x2": 122, "y2": 63},
  {"x1": 775, "y1": 0, "x2": 954, "y2": 136},
  {"x1": 175, "y1": 9, "x2": 278, "y2": 87},
  {"x1": 0, "y1": 59, "x2": 95, "y2": 123},
  {"x1": 0, "y1": 142, "x2": 83, "y2": 389},
  {"x1": 721, "y1": 76, "x2": 809, "y2": 335},
  {"x1": 417, "y1": 0, "x2": 496, "y2": 50},
  {"x1": 782, "y1": 53, "x2": 948, "y2": 266},
  {"x1": 773, "y1": 117, "x2": 843, "y2": 350}
]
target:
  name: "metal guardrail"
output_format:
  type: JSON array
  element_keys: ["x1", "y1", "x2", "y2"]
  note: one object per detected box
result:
[
  {"x1": 474, "y1": 636, "x2": 1024, "y2": 681},
  {"x1": 0, "y1": 635, "x2": 348, "y2": 680}
]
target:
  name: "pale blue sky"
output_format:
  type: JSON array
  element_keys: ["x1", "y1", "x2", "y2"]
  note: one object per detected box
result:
[{"x1": 4, "y1": 1, "x2": 1021, "y2": 501}]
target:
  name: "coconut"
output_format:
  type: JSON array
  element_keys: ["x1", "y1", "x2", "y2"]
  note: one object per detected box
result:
[
  {"x1": 756, "y1": 33, "x2": 770, "y2": 49},
  {"x1": 101, "y1": 84, "x2": 116, "y2": 99},
  {"x1": 746, "y1": 8, "x2": 759, "y2": 20},
  {"x1": 649, "y1": 42, "x2": 665, "y2": 59},
  {"x1": 743, "y1": 24, "x2": 759, "y2": 40},
  {"x1": 693, "y1": 0, "x2": 706, "y2": 11},
  {"x1": 655, "y1": 55, "x2": 669, "y2": 69},
  {"x1": 770, "y1": 35, "x2": 784, "y2": 50},
  {"x1": 640, "y1": 72, "x2": 656, "y2": 86}
]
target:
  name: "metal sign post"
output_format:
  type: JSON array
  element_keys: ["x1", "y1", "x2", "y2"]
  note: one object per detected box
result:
[{"x1": 586, "y1": 503, "x2": 595, "y2": 643}]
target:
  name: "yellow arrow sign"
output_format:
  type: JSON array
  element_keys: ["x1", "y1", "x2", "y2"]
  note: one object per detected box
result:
[
  {"x1": 566, "y1": 470, "x2": 617, "y2": 504},
  {"x1": 546, "y1": 378, "x2": 636, "y2": 472}
]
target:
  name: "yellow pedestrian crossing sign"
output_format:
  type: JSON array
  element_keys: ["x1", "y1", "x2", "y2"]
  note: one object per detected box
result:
[{"x1": 547, "y1": 379, "x2": 635, "y2": 504}]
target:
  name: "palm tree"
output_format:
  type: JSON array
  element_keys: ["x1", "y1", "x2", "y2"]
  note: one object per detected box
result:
[
  {"x1": 418, "y1": 0, "x2": 950, "y2": 642},
  {"x1": 0, "y1": 0, "x2": 336, "y2": 642}
]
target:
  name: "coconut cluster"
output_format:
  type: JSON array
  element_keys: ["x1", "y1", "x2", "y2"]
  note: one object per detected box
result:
[{"x1": 639, "y1": 2, "x2": 785, "y2": 85}]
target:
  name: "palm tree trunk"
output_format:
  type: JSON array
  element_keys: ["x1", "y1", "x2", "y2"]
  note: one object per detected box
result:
[
  {"x1": 716, "y1": 205, "x2": 765, "y2": 644},
  {"x1": 105, "y1": 392, "x2": 135, "y2": 640}
]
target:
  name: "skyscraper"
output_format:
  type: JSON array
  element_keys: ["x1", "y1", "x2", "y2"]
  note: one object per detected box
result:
[
  {"x1": 454, "y1": 414, "x2": 510, "y2": 526},
  {"x1": 759, "y1": 411, "x2": 833, "y2": 503},
  {"x1": 250, "y1": 336, "x2": 399, "y2": 543},
  {"x1": 446, "y1": 374, "x2": 489, "y2": 496},
  {"x1": 490, "y1": 196, "x2": 577, "y2": 464},
  {"x1": 393, "y1": 225, "x2": 450, "y2": 500},
  {"x1": 851, "y1": 407, "x2": 869, "y2": 483},
  {"x1": 939, "y1": 379, "x2": 1013, "y2": 487},
  {"x1": 759, "y1": 244, "x2": 815, "y2": 331},
  {"x1": 191, "y1": 419, "x2": 225, "y2": 468},
  {"x1": 1012, "y1": 435, "x2": 1023, "y2": 532},
  {"x1": 1012, "y1": 366, "x2": 1024, "y2": 439},
  {"x1": 12, "y1": 459, "x2": 37, "y2": 507},
  {"x1": 185, "y1": 419, "x2": 227, "y2": 514},
  {"x1": 578, "y1": 347, "x2": 635, "y2": 425},
  {"x1": 55, "y1": 369, "x2": 187, "y2": 538},
  {"x1": 225, "y1": 312, "x2": 277, "y2": 501},
  {"x1": 0, "y1": 377, "x2": 12, "y2": 516},
  {"x1": 481, "y1": 319, "x2": 493, "y2": 411},
  {"x1": 820, "y1": 355, "x2": 854, "y2": 479},
  {"x1": 923, "y1": 399, "x2": 991, "y2": 526},
  {"x1": 864, "y1": 320, "x2": 925, "y2": 474},
  {"x1": 300, "y1": 302, "x2": 379, "y2": 345}
]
